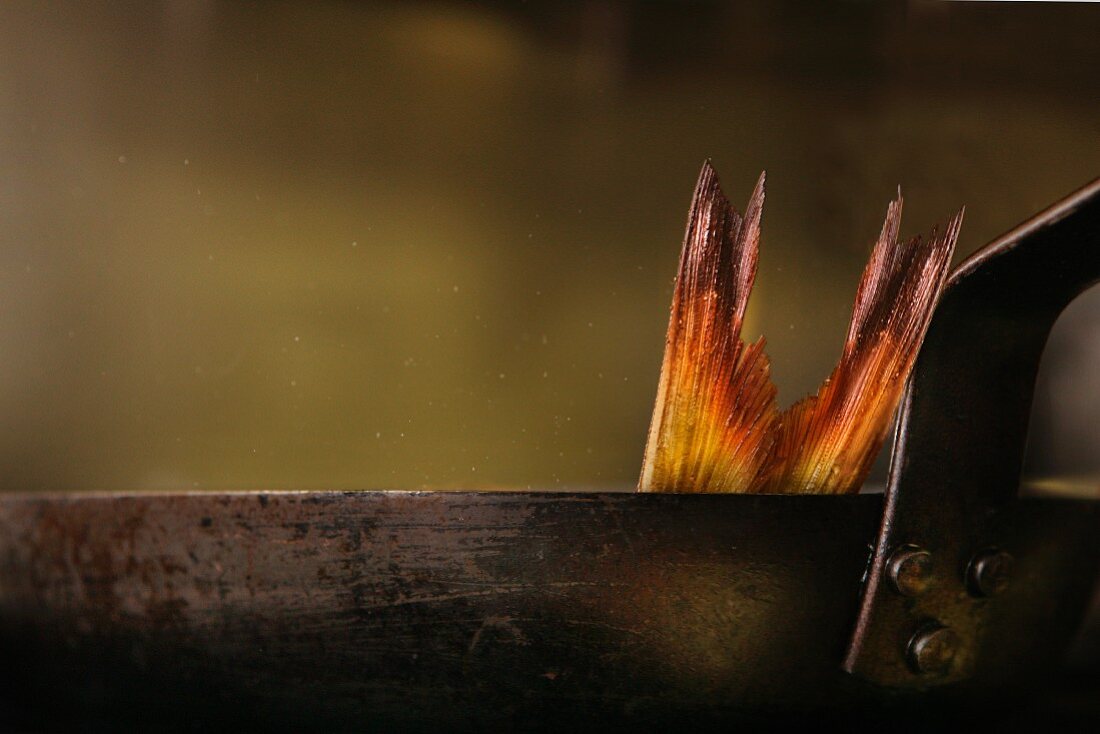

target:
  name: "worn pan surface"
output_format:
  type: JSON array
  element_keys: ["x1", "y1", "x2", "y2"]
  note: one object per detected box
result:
[
  {"x1": 0, "y1": 489, "x2": 1095, "y2": 732},
  {"x1": 1, "y1": 181, "x2": 1098, "y2": 731}
]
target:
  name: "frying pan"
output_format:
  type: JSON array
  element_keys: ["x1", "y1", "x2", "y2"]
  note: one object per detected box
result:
[{"x1": 1, "y1": 180, "x2": 1098, "y2": 732}]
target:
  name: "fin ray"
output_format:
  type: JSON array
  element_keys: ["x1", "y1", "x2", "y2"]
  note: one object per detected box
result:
[
  {"x1": 639, "y1": 164, "x2": 776, "y2": 493},
  {"x1": 759, "y1": 200, "x2": 964, "y2": 494}
]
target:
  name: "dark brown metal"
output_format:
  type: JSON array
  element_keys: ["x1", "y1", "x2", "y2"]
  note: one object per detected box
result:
[
  {"x1": 887, "y1": 546, "x2": 933, "y2": 597},
  {"x1": 844, "y1": 178, "x2": 1100, "y2": 686},
  {"x1": 967, "y1": 549, "x2": 1015, "y2": 598},
  {"x1": 907, "y1": 624, "x2": 961, "y2": 675},
  {"x1": 0, "y1": 491, "x2": 891, "y2": 730},
  {"x1": 0, "y1": 489, "x2": 1095, "y2": 730}
]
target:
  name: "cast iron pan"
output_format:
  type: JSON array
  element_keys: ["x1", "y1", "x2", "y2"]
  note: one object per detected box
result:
[{"x1": 1, "y1": 180, "x2": 1098, "y2": 732}]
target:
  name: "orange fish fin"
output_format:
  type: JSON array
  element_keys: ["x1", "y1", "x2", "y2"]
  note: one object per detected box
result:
[
  {"x1": 760, "y1": 197, "x2": 964, "y2": 494},
  {"x1": 639, "y1": 163, "x2": 778, "y2": 493}
]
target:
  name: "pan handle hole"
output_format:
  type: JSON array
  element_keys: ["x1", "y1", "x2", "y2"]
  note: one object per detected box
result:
[{"x1": 1022, "y1": 283, "x2": 1100, "y2": 499}]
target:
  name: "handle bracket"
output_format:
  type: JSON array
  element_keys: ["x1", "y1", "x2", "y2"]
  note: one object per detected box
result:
[{"x1": 844, "y1": 179, "x2": 1100, "y2": 686}]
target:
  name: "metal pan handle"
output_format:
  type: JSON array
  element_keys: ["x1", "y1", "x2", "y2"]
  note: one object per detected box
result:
[{"x1": 844, "y1": 178, "x2": 1100, "y2": 686}]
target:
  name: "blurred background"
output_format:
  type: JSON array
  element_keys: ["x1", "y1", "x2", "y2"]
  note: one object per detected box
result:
[{"x1": 0, "y1": 0, "x2": 1097, "y2": 492}]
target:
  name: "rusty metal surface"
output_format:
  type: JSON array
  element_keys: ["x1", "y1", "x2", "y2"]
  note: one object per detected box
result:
[
  {"x1": 0, "y1": 490, "x2": 1095, "y2": 731},
  {"x1": 1, "y1": 490, "x2": 889, "y2": 731},
  {"x1": 845, "y1": 178, "x2": 1100, "y2": 686}
]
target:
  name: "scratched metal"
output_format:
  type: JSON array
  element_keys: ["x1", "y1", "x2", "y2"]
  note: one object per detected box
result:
[
  {"x1": 0, "y1": 490, "x2": 888, "y2": 731},
  {"x1": 1, "y1": 490, "x2": 1097, "y2": 731}
]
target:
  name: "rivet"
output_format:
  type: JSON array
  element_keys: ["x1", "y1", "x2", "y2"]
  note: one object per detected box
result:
[
  {"x1": 968, "y1": 548, "x2": 1014, "y2": 597},
  {"x1": 887, "y1": 545, "x2": 933, "y2": 597},
  {"x1": 907, "y1": 623, "x2": 960, "y2": 675}
]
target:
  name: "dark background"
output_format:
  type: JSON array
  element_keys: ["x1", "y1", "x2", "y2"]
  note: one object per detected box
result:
[{"x1": 0, "y1": 0, "x2": 1097, "y2": 492}]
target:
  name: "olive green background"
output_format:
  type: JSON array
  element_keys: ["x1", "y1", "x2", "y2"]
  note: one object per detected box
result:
[{"x1": 1, "y1": 1, "x2": 1097, "y2": 491}]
